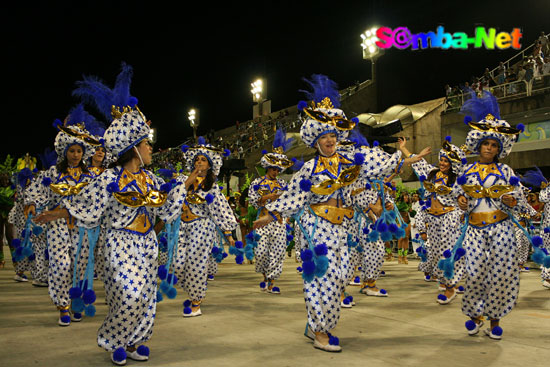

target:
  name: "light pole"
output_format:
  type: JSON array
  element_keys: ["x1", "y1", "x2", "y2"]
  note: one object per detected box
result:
[
  {"x1": 360, "y1": 27, "x2": 384, "y2": 83},
  {"x1": 188, "y1": 108, "x2": 199, "y2": 143},
  {"x1": 251, "y1": 79, "x2": 264, "y2": 119}
]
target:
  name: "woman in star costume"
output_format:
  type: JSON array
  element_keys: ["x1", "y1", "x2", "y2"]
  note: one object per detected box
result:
[
  {"x1": 399, "y1": 136, "x2": 467, "y2": 305},
  {"x1": 35, "y1": 64, "x2": 187, "y2": 365},
  {"x1": 24, "y1": 104, "x2": 98, "y2": 326},
  {"x1": 456, "y1": 91, "x2": 537, "y2": 340},
  {"x1": 173, "y1": 137, "x2": 238, "y2": 317},
  {"x1": 254, "y1": 75, "x2": 422, "y2": 352},
  {"x1": 248, "y1": 127, "x2": 294, "y2": 294}
]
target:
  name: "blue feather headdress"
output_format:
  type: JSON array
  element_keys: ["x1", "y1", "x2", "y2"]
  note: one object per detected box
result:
[
  {"x1": 38, "y1": 147, "x2": 58, "y2": 170},
  {"x1": 272, "y1": 127, "x2": 294, "y2": 153},
  {"x1": 521, "y1": 167, "x2": 548, "y2": 188},
  {"x1": 300, "y1": 74, "x2": 341, "y2": 109},
  {"x1": 460, "y1": 89, "x2": 501, "y2": 121},
  {"x1": 261, "y1": 127, "x2": 294, "y2": 171},
  {"x1": 348, "y1": 126, "x2": 369, "y2": 147},
  {"x1": 72, "y1": 62, "x2": 138, "y2": 122}
]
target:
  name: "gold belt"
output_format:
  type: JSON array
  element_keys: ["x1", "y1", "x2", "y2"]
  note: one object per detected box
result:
[
  {"x1": 181, "y1": 203, "x2": 200, "y2": 222},
  {"x1": 309, "y1": 204, "x2": 354, "y2": 225},
  {"x1": 469, "y1": 210, "x2": 508, "y2": 227},
  {"x1": 426, "y1": 206, "x2": 455, "y2": 216},
  {"x1": 123, "y1": 213, "x2": 153, "y2": 234}
]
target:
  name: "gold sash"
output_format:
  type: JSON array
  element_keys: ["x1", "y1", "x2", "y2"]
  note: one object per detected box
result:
[
  {"x1": 181, "y1": 203, "x2": 200, "y2": 222},
  {"x1": 469, "y1": 210, "x2": 508, "y2": 227},
  {"x1": 426, "y1": 206, "x2": 455, "y2": 216},
  {"x1": 124, "y1": 213, "x2": 153, "y2": 234},
  {"x1": 309, "y1": 204, "x2": 354, "y2": 225}
]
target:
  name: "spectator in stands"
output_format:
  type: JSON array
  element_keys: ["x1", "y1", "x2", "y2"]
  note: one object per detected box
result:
[
  {"x1": 534, "y1": 56, "x2": 545, "y2": 78},
  {"x1": 538, "y1": 32, "x2": 549, "y2": 56},
  {"x1": 543, "y1": 56, "x2": 550, "y2": 87},
  {"x1": 533, "y1": 41, "x2": 544, "y2": 59},
  {"x1": 481, "y1": 68, "x2": 494, "y2": 90},
  {"x1": 496, "y1": 62, "x2": 506, "y2": 85}
]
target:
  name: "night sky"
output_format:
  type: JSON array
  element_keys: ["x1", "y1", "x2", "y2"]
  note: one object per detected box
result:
[{"x1": 3, "y1": 0, "x2": 549, "y2": 161}]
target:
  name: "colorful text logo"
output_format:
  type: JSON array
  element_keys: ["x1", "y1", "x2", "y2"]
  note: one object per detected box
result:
[{"x1": 375, "y1": 26, "x2": 522, "y2": 50}]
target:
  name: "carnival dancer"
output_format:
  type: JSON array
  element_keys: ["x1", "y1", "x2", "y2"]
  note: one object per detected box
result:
[
  {"x1": 456, "y1": 91, "x2": 537, "y2": 339},
  {"x1": 36, "y1": 63, "x2": 187, "y2": 365},
  {"x1": 254, "y1": 75, "x2": 422, "y2": 352},
  {"x1": 399, "y1": 136, "x2": 466, "y2": 305},
  {"x1": 174, "y1": 137, "x2": 237, "y2": 317},
  {"x1": 248, "y1": 127, "x2": 294, "y2": 294},
  {"x1": 24, "y1": 105, "x2": 98, "y2": 325}
]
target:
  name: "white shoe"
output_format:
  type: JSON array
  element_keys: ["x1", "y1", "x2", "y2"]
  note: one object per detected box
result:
[
  {"x1": 183, "y1": 308, "x2": 202, "y2": 317},
  {"x1": 361, "y1": 287, "x2": 388, "y2": 297},
  {"x1": 484, "y1": 327, "x2": 503, "y2": 340},
  {"x1": 13, "y1": 274, "x2": 28, "y2": 282},
  {"x1": 313, "y1": 338, "x2": 342, "y2": 352},
  {"x1": 126, "y1": 348, "x2": 149, "y2": 361},
  {"x1": 32, "y1": 279, "x2": 48, "y2": 287},
  {"x1": 466, "y1": 320, "x2": 484, "y2": 336},
  {"x1": 437, "y1": 291, "x2": 456, "y2": 305}
]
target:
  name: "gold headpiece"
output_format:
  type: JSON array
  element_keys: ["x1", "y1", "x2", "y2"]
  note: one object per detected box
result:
[
  {"x1": 58, "y1": 125, "x2": 101, "y2": 146},
  {"x1": 111, "y1": 105, "x2": 146, "y2": 122},
  {"x1": 273, "y1": 147, "x2": 284, "y2": 154},
  {"x1": 316, "y1": 97, "x2": 334, "y2": 110}
]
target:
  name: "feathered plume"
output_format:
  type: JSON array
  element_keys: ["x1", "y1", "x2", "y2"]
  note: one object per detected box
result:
[
  {"x1": 349, "y1": 126, "x2": 369, "y2": 147},
  {"x1": 300, "y1": 74, "x2": 341, "y2": 108},
  {"x1": 64, "y1": 104, "x2": 106, "y2": 137},
  {"x1": 73, "y1": 62, "x2": 135, "y2": 122},
  {"x1": 273, "y1": 127, "x2": 294, "y2": 152},
  {"x1": 521, "y1": 167, "x2": 548, "y2": 188},
  {"x1": 38, "y1": 147, "x2": 58, "y2": 170},
  {"x1": 460, "y1": 89, "x2": 501, "y2": 121},
  {"x1": 17, "y1": 168, "x2": 34, "y2": 189}
]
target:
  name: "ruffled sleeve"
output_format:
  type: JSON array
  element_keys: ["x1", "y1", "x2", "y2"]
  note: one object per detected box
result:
[{"x1": 265, "y1": 160, "x2": 313, "y2": 218}]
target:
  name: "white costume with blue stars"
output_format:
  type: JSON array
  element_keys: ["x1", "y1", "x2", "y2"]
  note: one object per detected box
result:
[
  {"x1": 411, "y1": 158, "x2": 465, "y2": 286},
  {"x1": 266, "y1": 147, "x2": 404, "y2": 333},
  {"x1": 25, "y1": 166, "x2": 94, "y2": 307},
  {"x1": 172, "y1": 175, "x2": 237, "y2": 304},
  {"x1": 538, "y1": 186, "x2": 550, "y2": 281},
  {"x1": 457, "y1": 162, "x2": 536, "y2": 320},
  {"x1": 249, "y1": 176, "x2": 288, "y2": 280},
  {"x1": 9, "y1": 184, "x2": 35, "y2": 277},
  {"x1": 64, "y1": 167, "x2": 185, "y2": 352}
]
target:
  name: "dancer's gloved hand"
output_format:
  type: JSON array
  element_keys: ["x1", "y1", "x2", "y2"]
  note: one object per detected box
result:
[{"x1": 457, "y1": 195, "x2": 468, "y2": 211}]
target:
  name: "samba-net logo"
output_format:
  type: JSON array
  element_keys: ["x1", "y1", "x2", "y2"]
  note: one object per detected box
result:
[{"x1": 375, "y1": 26, "x2": 522, "y2": 50}]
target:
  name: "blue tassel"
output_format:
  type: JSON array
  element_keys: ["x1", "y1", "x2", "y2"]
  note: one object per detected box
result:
[
  {"x1": 160, "y1": 281, "x2": 171, "y2": 294},
  {"x1": 314, "y1": 244, "x2": 328, "y2": 256},
  {"x1": 368, "y1": 230, "x2": 380, "y2": 242},
  {"x1": 314, "y1": 256, "x2": 329, "y2": 278},
  {"x1": 445, "y1": 136, "x2": 452, "y2": 142},
  {"x1": 158, "y1": 265, "x2": 168, "y2": 280},
  {"x1": 443, "y1": 250, "x2": 452, "y2": 258},
  {"x1": 166, "y1": 287, "x2": 177, "y2": 299},
  {"x1": 11, "y1": 238, "x2": 21, "y2": 248},
  {"x1": 69, "y1": 287, "x2": 82, "y2": 299},
  {"x1": 82, "y1": 289, "x2": 96, "y2": 305},
  {"x1": 223, "y1": 149, "x2": 231, "y2": 157},
  {"x1": 302, "y1": 260, "x2": 315, "y2": 275},
  {"x1": 287, "y1": 234, "x2": 294, "y2": 241},
  {"x1": 235, "y1": 254, "x2": 244, "y2": 264},
  {"x1": 157, "y1": 290, "x2": 163, "y2": 302},
  {"x1": 516, "y1": 123, "x2": 525, "y2": 132},
  {"x1": 85, "y1": 304, "x2": 96, "y2": 317},
  {"x1": 166, "y1": 273, "x2": 178, "y2": 285},
  {"x1": 509, "y1": 176, "x2": 519, "y2": 186},
  {"x1": 160, "y1": 182, "x2": 172, "y2": 193},
  {"x1": 71, "y1": 298, "x2": 85, "y2": 313},
  {"x1": 419, "y1": 175, "x2": 426, "y2": 182},
  {"x1": 380, "y1": 231, "x2": 393, "y2": 242},
  {"x1": 388, "y1": 224, "x2": 398, "y2": 233},
  {"x1": 461, "y1": 158, "x2": 468, "y2": 164},
  {"x1": 301, "y1": 249, "x2": 313, "y2": 262},
  {"x1": 299, "y1": 179, "x2": 312, "y2": 192},
  {"x1": 32, "y1": 226, "x2": 43, "y2": 235}
]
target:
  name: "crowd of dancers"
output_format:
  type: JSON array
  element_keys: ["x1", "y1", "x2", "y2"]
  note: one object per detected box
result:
[{"x1": 3, "y1": 65, "x2": 550, "y2": 364}]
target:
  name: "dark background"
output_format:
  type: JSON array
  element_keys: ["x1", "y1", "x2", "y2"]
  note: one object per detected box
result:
[{"x1": 2, "y1": 0, "x2": 548, "y2": 160}]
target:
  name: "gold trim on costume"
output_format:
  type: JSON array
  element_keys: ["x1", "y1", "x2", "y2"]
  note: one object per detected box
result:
[
  {"x1": 464, "y1": 162, "x2": 503, "y2": 182},
  {"x1": 424, "y1": 181, "x2": 452, "y2": 195},
  {"x1": 309, "y1": 204, "x2": 354, "y2": 225},
  {"x1": 263, "y1": 153, "x2": 294, "y2": 169},
  {"x1": 310, "y1": 165, "x2": 361, "y2": 195},
  {"x1": 259, "y1": 208, "x2": 282, "y2": 223},
  {"x1": 185, "y1": 193, "x2": 206, "y2": 205},
  {"x1": 313, "y1": 154, "x2": 353, "y2": 177},
  {"x1": 181, "y1": 203, "x2": 200, "y2": 222},
  {"x1": 50, "y1": 182, "x2": 89, "y2": 196},
  {"x1": 468, "y1": 210, "x2": 508, "y2": 227},
  {"x1": 124, "y1": 212, "x2": 152, "y2": 234},
  {"x1": 113, "y1": 190, "x2": 167, "y2": 208},
  {"x1": 441, "y1": 141, "x2": 462, "y2": 163},
  {"x1": 461, "y1": 184, "x2": 515, "y2": 199},
  {"x1": 426, "y1": 206, "x2": 455, "y2": 216},
  {"x1": 88, "y1": 166, "x2": 105, "y2": 176},
  {"x1": 302, "y1": 107, "x2": 356, "y2": 131},
  {"x1": 468, "y1": 120, "x2": 521, "y2": 136},
  {"x1": 58, "y1": 125, "x2": 101, "y2": 146}
]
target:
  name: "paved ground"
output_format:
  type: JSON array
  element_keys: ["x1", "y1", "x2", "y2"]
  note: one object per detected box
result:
[{"x1": 1, "y1": 253, "x2": 549, "y2": 367}]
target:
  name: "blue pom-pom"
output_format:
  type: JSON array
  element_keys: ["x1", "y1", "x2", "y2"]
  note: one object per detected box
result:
[
  {"x1": 532, "y1": 236, "x2": 543, "y2": 247},
  {"x1": 22, "y1": 247, "x2": 33, "y2": 257},
  {"x1": 128, "y1": 96, "x2": 138, "y2": 107},
  {"x1": 160, "y1": 280, "x2": 171, "y2": 294},
  {"x1": 286, "y1": 234, "x2": 294, "y2": 241},
  {"x1": 380, "y1": 231, "x2": 393, "y2": 242},
  {"x1": 223, "y1": 149, "x2": 231, "y2": 157},
  {"x1": 443, "y1": 249, "x2": 452, "y2": 259},
  {"x1": 211, "y1": 247, "x2": 219, "y2": 255},
  {"x1": 373, "y1": 141, "x2": 379, "y2": 147},
  {"x1": 69, "y1": 287, "x2": 82, "y2": 299},
  {"x1": 516, "y1": 123, "x2": 525, "y2": 132},
  {"x1": 235, "y1": 255, "x2": 244, "y2": 264},
  {"x1": 180, "y1": 144, "x2": 189, "y2": 153},
  {"x1": 158, "y1": 265, "x2": 168, "y2": 280},
  {"x1": 113, "y1": 347, "x2": 127, "y2": 363},
  {"x1": 183, "y1": 299, "x2": 192, "y2": 308},
  {"x1": 82, "y1": 289, "x2": 96, "y2": 304},
  {"x1": 28, "y1": 253, "x2": 35, "y2": 261},
  {"x1": 261, "y1": 149, "x2": 268, "y2": 154},
  {"x1": 99, "y1": 138, "x2": 105, "y2": 146},
  {"x1": 455, "y1": 247, "x2": 466, "y2": 259},
  {"x1": 41, "y1": 177, "x2": 52, "y2": 186},
  {"x1": 301, "y1": 249, "x2": 313, "y2": 262},
  {"x1": 445, "y1": 136, "x2": 452, "y2": 142},
  {"x1": 461, "y1": 158, "x2": 468, "y2": 165},
  {"x1": 32, "y1": 226, "x2": 43, "y2": 235},
  {"x1": 302, "y1": 260, "x2": 315, "y2": 275},
  {"x1": 314, "y1": 244, "x2": 328, "y2": 256},
  {"x1": 509, "y1": 176, "x2": 519, "y2": 186},
  {"x1": 464, "y1": 116, "x2": 472, "y2": 124},
  {"x1": 362, "y1": 226, "x2": 370, "y2": 234},
  {"x1": 160, "y1": 182, "x2": 172, "y2": 193},
  {"x1": 299, "y1": 179, "x2": 312, "y2": 192},
  {"x1": 166, "y1": 273, "x2": 178, "y2": 285},
  {"x1": 297, "y1": 100, "x2": 308, "y2": 111},
  {"x1": 368, "y1": 230, "x2": 380, "y2": 242},
  {"x1": 107, "y1": 182, "x2": 119, "y2": 193},
  {"x1": 235, "y1": 241, "x2": 243, "y2": 248},
  {"x1": 71, "y1": 297, "x2": 85, "y2": 313},
  {"x1": 465, "y1": 320, "x2": 477, "y2": 331},
  {"x1": 296, "y1": 266, "x2": 302, "y2": 272},
  {"x1": 380, "y1": 289, "x2": 387, "y2": 295},
  {"x1": 532, "y1": 249, "x2": 545, "y2": 264},
  {"x1": 52, "y1": 119, "x2": 63, "y2": 129},
  {"x1": 205, "y1": 193, "x2": 214, "y2": 204},
  {"x1": 198, "y1": 136, "x2": 206, "y2": 145},
  {"x1": 351, "y1": 117, "x2": 359, "y2": 123},
  {"x1": 157, "y1": 290, "x2": 163, "y2": 302},
  {"x1": 328, "y1": 335, "x2": 340, "y2": 346},
  {"x1": 492, "y1": 326, "x2": 503, "y2": 336},
  {"x1": 388, "y1": 223, "x2": 398, "y2": 233},
  {"x1": 137, "y1": 345, "x2": 150, "y2": 357},
  {"x1": 377, "y1": 222, "x2": 388, "y2": 233},
  {"x1": 166, "y1": 287, "x2": 177, "y2": 299},
  {"x1": 60, "y1": 315, "x2": 71, "y2": 324},
  {"x1": 437, "y1": 294, "x2": 447, "y2": 301},
  {"x1": 342, "y1": 298, "x2": 350, "y2": 305},
  {"x1": 365, "y1": 183, "x2": 371, "y2": 189},
  {"x1": 183, "y1": 307, "x2": 192, "y2": 315},
  {"x1": 457, "y1": 175, "x2": 467, "y2": 185},
  {"x1": 85, "y1": 304, "x2": 96, "y2": 317},
  {"x1": 458, "y1": 286, "x2": 465, "y2": 292},
  {"x1": 11, "y1": 238, "x2": 21, "y2": 248},
  {"x1": 419, "y1": 175, "x2": 426, "y2": 182},
  {"x1": 354, "y1": 153, "x2": 365, "y2": 165}
]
